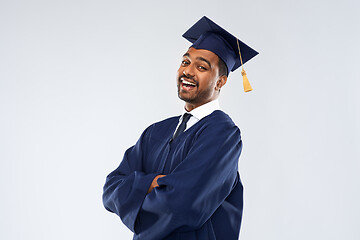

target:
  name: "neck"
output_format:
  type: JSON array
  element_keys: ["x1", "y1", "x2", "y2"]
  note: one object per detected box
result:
[
  {"x1": 184, "y1": 98, "x2": 217, "y2": 112},
  {"x1": 184, "y1": 104, "x2": 197, "y2": 112}
]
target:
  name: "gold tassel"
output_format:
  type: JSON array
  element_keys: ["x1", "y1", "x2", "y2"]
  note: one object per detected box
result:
[
  {"x1": 237, "y1": 39, "x2": 253, "y2": 92},
  {"x1": 242, "y1": 69, "x2": 252, "y2": 92}
]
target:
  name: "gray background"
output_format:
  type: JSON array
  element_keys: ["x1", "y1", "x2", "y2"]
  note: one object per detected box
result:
[{"x1": 1, "y1": 0, "x2": 359, "y2": 239}]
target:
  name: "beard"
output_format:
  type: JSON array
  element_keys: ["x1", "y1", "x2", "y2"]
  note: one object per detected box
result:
[{"x1": 177, "y1": 82, "x2": 214, "y2": 106}]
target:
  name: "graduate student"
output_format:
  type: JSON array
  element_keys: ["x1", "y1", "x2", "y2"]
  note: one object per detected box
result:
[{"x1": 102, "y1": 16, "x2": 258, "y2": 240}]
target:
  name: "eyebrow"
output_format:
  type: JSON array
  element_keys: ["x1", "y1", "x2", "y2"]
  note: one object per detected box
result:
[{"x1": 183, "y1": 53, "x2": 212, "y2": 68}]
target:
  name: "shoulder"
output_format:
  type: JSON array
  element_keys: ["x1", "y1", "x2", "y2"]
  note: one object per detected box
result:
[
  {"x1": 150, "y1": 115, "x2": 180, "y2": 131},
  {"x1": 194, "y1": 110, "x2": 241, "y2": 140},
  {"x1": 204, "y1": 110, "x2": 239, "y2": 130},
  {"x1": 153, "y1": 115, "x2": 180, "y2": 126},
  {"x1": 141, "y1": 115, "x2": 180, "y2": 140}
]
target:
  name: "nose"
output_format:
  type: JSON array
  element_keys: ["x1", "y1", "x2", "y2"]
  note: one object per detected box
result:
[{"x1": 182, "y1": 65, "x2": 195, "y2": 78}]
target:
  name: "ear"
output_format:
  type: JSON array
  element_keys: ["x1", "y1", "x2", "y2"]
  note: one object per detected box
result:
[{"x1": 215, "y1": 75, "x2": 228, "y2": 91}]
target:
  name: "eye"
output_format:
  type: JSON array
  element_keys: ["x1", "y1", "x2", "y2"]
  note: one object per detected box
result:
[
  {"x1": 181, "y1": 60, "x2": 189, "y2": 66},
  {"x1": 198, "y1": 65, "x2": 207, "y2": 71}
]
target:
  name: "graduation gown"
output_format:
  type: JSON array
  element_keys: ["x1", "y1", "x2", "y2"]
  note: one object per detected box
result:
[{"x1": 103, "y1": 110, "x2": 244, "y2": 240}]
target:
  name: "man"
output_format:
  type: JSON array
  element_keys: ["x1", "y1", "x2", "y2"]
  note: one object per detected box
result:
[{"x1": 103, "y1": 16, "x2": 258, "y2": 240}]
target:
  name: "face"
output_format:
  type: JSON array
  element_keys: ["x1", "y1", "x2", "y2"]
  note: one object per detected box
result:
[{"x1": 176, "y1": 47, "x2": 225, "y2": 110}]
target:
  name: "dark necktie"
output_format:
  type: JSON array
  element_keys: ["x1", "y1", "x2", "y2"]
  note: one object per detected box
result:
[{"x1": 172, "y1": 113, "x2": 192, "y2": 141}]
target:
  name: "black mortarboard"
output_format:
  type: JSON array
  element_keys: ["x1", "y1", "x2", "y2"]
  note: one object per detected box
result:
[{"x1": 182, "y1": 16, "x2": 258, "y2": 92}]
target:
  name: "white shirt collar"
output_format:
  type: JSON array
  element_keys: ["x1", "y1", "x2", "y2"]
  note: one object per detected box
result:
[
  {"x1": 181, "y1": 99, "x2": 221, "y2": 121},
  {"x1": 173, "y1": 99, "x2": 221, "y2": 135}
]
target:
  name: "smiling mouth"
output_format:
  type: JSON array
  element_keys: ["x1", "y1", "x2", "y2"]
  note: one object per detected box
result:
[{"x1": 180, "y1": 78, "x2": 197, "y2": 89}]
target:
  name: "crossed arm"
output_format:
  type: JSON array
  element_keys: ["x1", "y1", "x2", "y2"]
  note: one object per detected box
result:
[{"x1": 103, "y1": 122, "x2": 242, "y2": 239}]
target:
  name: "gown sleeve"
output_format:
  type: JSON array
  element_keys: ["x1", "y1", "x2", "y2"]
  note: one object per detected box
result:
[
  {"x1": 102, "y1": 126, "x2": 158, "y2": 233},
  {"x1": 136, "y1": 122, "x2": 242, "y2": 240}
]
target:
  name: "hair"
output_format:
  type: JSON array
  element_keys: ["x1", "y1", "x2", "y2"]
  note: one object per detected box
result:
[{"x1": 218, "y1": 57, "x2": 228, "y2": 77}]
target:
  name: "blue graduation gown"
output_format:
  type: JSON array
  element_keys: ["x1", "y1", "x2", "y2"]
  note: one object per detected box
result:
[{"x1": 103, "y1": 110, "x2": 243, "y2": 240}]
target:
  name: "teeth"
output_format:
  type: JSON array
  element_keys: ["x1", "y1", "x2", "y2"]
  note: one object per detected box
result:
[{"x1": 182, "y1": 79, "x2": 196, "y2": 86}]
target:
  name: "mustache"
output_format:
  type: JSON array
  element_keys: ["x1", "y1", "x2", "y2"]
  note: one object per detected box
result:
[{"x1": 179, "y1": 74, "x2": 198, "y2": 85}]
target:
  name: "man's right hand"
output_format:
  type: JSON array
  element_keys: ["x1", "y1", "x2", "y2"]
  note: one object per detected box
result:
[{"x1": 147, "y1": 175, "x2": 166, "y2": 194}]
